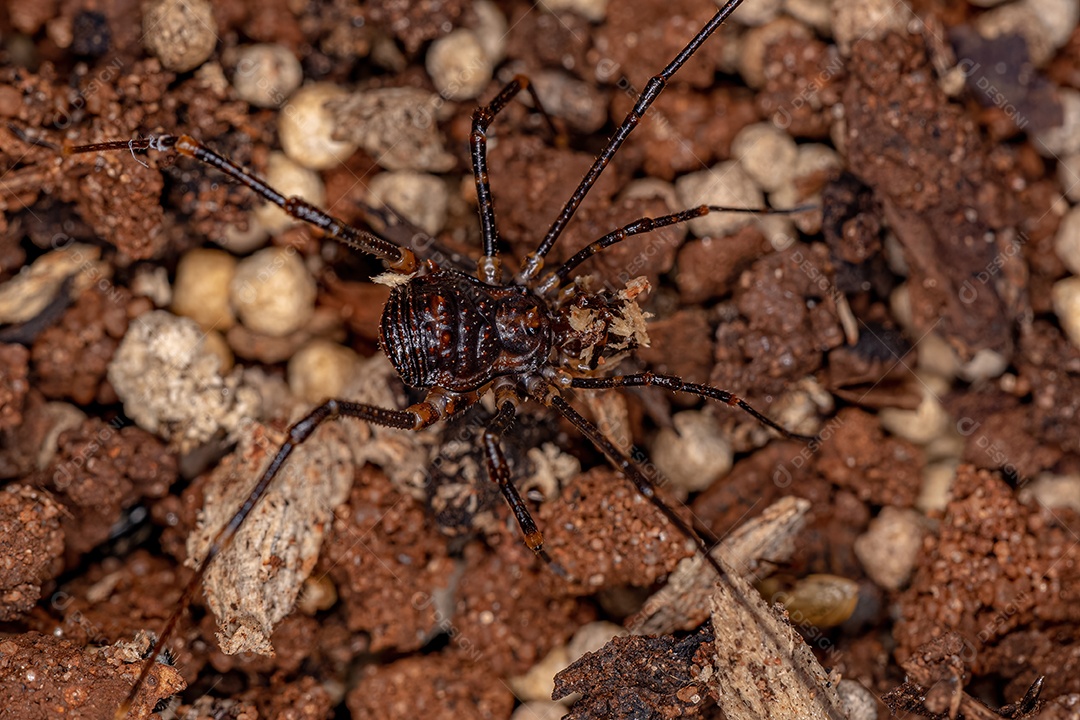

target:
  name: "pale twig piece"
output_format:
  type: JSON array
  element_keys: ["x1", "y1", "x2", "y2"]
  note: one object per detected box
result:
[
  {"x1": 628, "y1": 496, "x2": 810, "y2": 635},
  {"x1": 707, "y1": 553, "x2": 847, "y2": 720}
]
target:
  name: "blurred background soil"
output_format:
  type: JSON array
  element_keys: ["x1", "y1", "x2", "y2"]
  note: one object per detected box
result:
[{"x1": 0, "y1": 0, "x2": 1079, "y2": 718}]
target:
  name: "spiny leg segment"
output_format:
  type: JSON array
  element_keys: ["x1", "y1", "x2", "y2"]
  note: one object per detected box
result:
[
  {"x1": 63, "y1": 135, "x2": 418, "y2": 274},
  {"x1": 518, "y1": 0, "x2": 750, "y2": 282}
]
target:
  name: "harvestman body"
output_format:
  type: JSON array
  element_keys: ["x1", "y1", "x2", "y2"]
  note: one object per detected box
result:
[{"x1": 53, "y1": 0, "x2": 818, "y2": 715}]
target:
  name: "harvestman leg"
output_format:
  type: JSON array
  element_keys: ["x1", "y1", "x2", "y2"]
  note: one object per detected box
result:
[
  {"x1": 482, "y1": 399, "x2": 547, "y2": 554},
  {"x1": 570, "y1": 373, "x2": 816, "y2": 441},
  {"x1": 63, "y1": 135, "x2": 418, "y2": 274},
  {"x1": 471, "y1": 75, "x2": 563, "y2": 284},
  {"x1": 519, "y1": 0, "x2": 749, "y2": 282},
  {"x1": 538, "y1": 204, "x2": 815, "y2": 294},
  {"x1": 113, "y1": 397, "x2": 448, "y2": 719}
]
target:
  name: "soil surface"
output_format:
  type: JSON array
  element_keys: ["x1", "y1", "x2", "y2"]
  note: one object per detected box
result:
[{"x1": 1, "y1": 0, "x2": 1079, "y2": 719}]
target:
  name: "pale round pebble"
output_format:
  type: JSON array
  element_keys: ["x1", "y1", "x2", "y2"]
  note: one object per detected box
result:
[
  {"x1": 731, "y1": 122, "x2": 798, "y2": 193},
  {"x1": 232, "y1": 43, "x2": 303, "y2": 108},
  {"x1": 508, "y1": 645, "x2": 570, "y2": 702},
  {"x1": 730, "y1": 0, "x2": 783, "y2": 26},
  {"x1": 288, "y1": 339, "x2": 360, "y2": 404},
  {"x1": 975, "y1": 3, "x2": 1055, "y2": 66},
  {"x1": 142, "y1": 0, "x2": 217, "y2": 73},
  {"x1": 1034, "y1": 89, "x2": 1080, "y2": 158},
  {"x1": 675, "y1": 161, "x2": 764, "y2": 237},
  {"x1": 957, "y1": 347, "x2": 1009, "y2": 382},
  {"x1": 878, "y1": 377, "x2": 950, "y2": 446},
  {"x1": 1054, "y1": 205, "x2": 1080, "y2": 276},
  {"x1": 329, "y1": 88, "x2": 456, "y2": 173},
  {"x1": 279, "y1": 83, "x2": 358, "y2": 170},
  {"x1": 916, "y1": 332, "x2": 960, "y2": 381},
  {"x1": 1054, "y1": 276, "x2": 1080, "y2": 349},
  {"x1": 1058, "y1": 154, "x2": 1080, "y2": 202},
  {"x1": 1025, "y1": 0, "x2": 1080, "y2": 53},
  {"x1": 1019, "y1": 473, "x2": 1080, "y2": 513},
  {"x1": 853, "y1": 507, "x2": 925, "y2": 591},
  {"x1": 567, "y1": 621, "x2": 626, "y2": 661},
  {"x1": 202, "y1": 329, "x2": 234, "y2": 373},
  {"x1": 836, "y1": 680, "x2": 879, "y2": 720},
  {"x1": 832, "y1": 0, "x2": 909, "y2": 56},
  {"x1": 917, "y1": 459, "x2": 957, "y2": 513},
  {"x1": 511, "y1": 702, "x2": 566, "y2": 720},
  {"x1": 219, "y1": 218, "x2": 270, "y2": 254},
  {"x1": 252, "y1": 152, "x2": 327, "y2": 236},
  {"x1": 650, "y1": 411, "x2": 733, "y2": 494},
  {"x1": 531, "y1": 71, "x2": 608, "y2": 134},
  {"x1": 171, "y1": 248, "x2": 237, "y2": 331},
  {"x1": 543, "y1": 0, "x2": 608, "y2": 22},
  {"x1": 367, "y1": 171, "x2": 448, "y2": 236},
  {"x1": 230, "y1": 247, "x2": 317, "y2": 337},
  {"x1": 783, "y1": 0, "x2": 834, "y2": 35},
  {"x1": 426, "y1": 29, "x2": 492, "y2": 102},
  {"x1": 473, "y1": 0, "x2": 509, "y2": 65}
]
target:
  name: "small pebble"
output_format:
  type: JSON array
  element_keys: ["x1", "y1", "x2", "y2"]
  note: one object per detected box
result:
[
  {"x1": 0, "y1": 243, "x2": 101, "y2": 324},
  {"x1": 202, "y1": 329, "x2": 234, "y2": 373},
  {"x1": 1054, "y1": 205, "x2": 1080, "y2": 276},
  {"x1": 328, "y1": 88, "x2": 456, "y2": 172},
  {"x1": 130, "y1": 265, "x2": 172, "y2": 307},
  {"x1": 279, "y1": 83, "x2": 359, "y2": 170},
  {"x1": 230, "y1": 247, "x2": 317, "y2": 338},
  {"x1": 1034, "y1": 89, "x2": 1080, "y2": 158},
  {"x1": 675, "y1": 161, "x2": 763, "y2": 238},
  {"x1": 1058, "y1": 153, "x2": 1080, "y2": 203},
  {"x1": 956, "y1": 348, "x2": 1009, "y2": 382},
  {"x1": 531, "y1": 71, "x2": 608, "y2": 134},
  {"x1": 917, "y1": 459, "x2": 958, "y2": 513},
  {"x1": 426, "y1": 29, "x2": 492, "y2": 102},
  {"x1": 1052, "y1": 275, "x2": 1080, "y2": 350},
  {"x1": 916, "y1": 332, "x2": 960, "y2": 381},
  {"x1": 783, "y1": 0, "x2": 834, "y2": 35},
  {"x1": 367, "y1": 171, "x2": 448, "y2": 236},
  {"x1": 878, "y1": 376, "x2": 950, "y2": 446},
  {"x1": 107, "y1": 311, "x2": 260, "y2": 452},
  {"x1": 853, "y1": 507, "x2": 925, "y2": 591},
  {"x1": 287, "y1": 339, "x2": 361, "y2": 404},
  {"x1": 232, "y1": 43, "x2": 303, "y2": 108},
  {"x1": 836, "y1": 680, "x2": 880, "y2": 720},
  {"x1": 567, "y1": 621, "x2": 625, "y2": 662},
  {"x1": 731, "y1": 123, "x2": 798, "y2": 193},
  {"x1": 219, "y1": 218, "x2": 270, "y2": 255},
  {"x1": 171, "y1": 248, "x2": 237, "y2": 331},
  {"x1": 252, "y1": 152, "x2": 327, "y2": 236},
  {"x1": 778, "y1": 574, "x2": 859, "y2": 628},
  {"x1": 473, "y1": 0, "x2": 509, "y2": 66},
  {"x1": 510, "y1": 701, "x2": 566, "y2": 720},
  {"x1": 1025, "y1": 0, "x2": 1079, "y2": 53},
  {"x1": 974, "y1": 3, "x2": 1055, "y2": 66},
  {"x1": 543, "y1": 0, "x2": 608, "y2": 22},
  {"x1": 1019, "y1": 473, "x2": 1080, "y2": 514},
  {"x1": 832, "y1": 0, "x2": 908, "y2": 56},
  {"x1": 730, "y1": 0, "x2": 783, "y2": 26},
  {"x1": 650, "y1": 411, "x2": 733, "y2": 495},
  {"x1": 142, "y1": 0, "x2": 217, "y2": 73},
  {"x1": 508, "y1": 645, "x2": 570, "y2": 702}
]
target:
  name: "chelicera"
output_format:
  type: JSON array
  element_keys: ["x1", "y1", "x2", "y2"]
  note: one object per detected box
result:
[{"x1": 56, "y1": 0, "x2": 816, "y2": 715}]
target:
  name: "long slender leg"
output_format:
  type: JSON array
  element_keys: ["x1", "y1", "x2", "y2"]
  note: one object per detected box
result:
[
  {"x1": 483, "y1": 400, "x2": 544, "y2": 553},
  {"x1": 545, "y1": 393, "x2": 728, "y2": 579},
  {"x1": 63, "y1": 135, "x2": 417, "y2": 273},
  {"x1": 115, "y1": 396, "x2": 444, "y2": 720},
  {"x1": 519, "y1": 0, "x2": 749, "y2": 283},
  {"x1": 535, "y1": 203, "x2": 813, "y2": 294},
  {"x1": 472, "y1": 75, "x2": 563, "y2": 284},
  {"x1": 570, "y1": 373, "x2": 815, "y2": 441}
]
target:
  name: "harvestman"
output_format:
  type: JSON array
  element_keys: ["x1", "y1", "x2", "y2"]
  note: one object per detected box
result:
[{"x1": 52, "y1": 0, "x2": 819, "y2": 715}]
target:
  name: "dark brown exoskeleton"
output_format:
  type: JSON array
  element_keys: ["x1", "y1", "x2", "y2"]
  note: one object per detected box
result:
[{"x1": 51, "y1": 0, "x2": 820, "y2": 716}]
